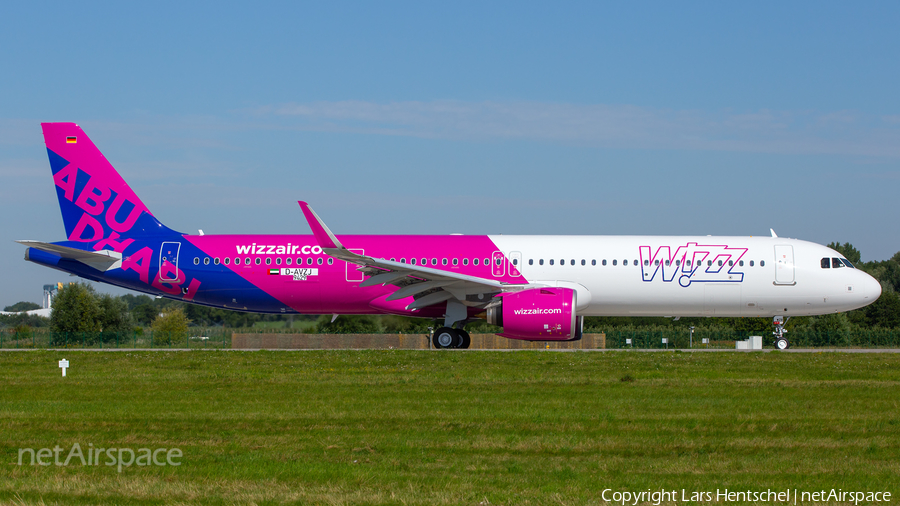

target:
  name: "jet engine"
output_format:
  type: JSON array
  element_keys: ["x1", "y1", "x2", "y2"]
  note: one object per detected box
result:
[{"x1": 485, "y1": 287, "x2": 582, "y2": 341}]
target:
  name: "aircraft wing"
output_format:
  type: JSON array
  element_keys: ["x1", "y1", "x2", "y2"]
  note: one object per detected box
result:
[
  {"x1": 298, "y1": 201, "x2": 537, "y2": 310},
  {"x1": 17, "y1": 240, "x2": 122, "y2": 272}
]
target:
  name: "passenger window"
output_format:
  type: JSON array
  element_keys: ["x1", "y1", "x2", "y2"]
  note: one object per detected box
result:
[
  {"x1": 265, "y1": 258, "x2": 272, "y2": 265},
  {"x1": 410, "y1": 258, "x2": 416, "y2": 265},
  {"x1": 623, "y1": 259, "x2": 628, "y2": 266},
  {"x1": 664, "y1": 260, "x2": 669, "y2": 266},
  {"x1": 422, "y1": 258, "x2": 427, "y2": 265},
  {"x1": 760, "y1": 260, "x2": 765, "y2": 267},
  {"x1": 442, "y1": 258, "x2": 448, "y2": 266},
  {"x1": 255, "y1": 258, "x2": 261, "y2": 265},
  {"x1": 496, "y1": 258, "x2": 502, "y2": 266},
  {"x1": 235, "y1": 257, "x2": 241, "y2": 265},
  {"x1": 675, "y1": 260, "x2": 680, "y2": 266},
  {"x1": 390, "y1": 258, "x2": 396, "y2": 262},
  {"x1": 224, "y1": 257, "x2": 231, "y2": 265},
  {"x1": 286, "y1": 258, "x2": 291, "y2": 265},
  {"x1": 275, "y1": 258, "x2": 281, "y2": 265},
  {"x1": 431, "y1": 258, "x2": 437, "y2": 266},
  {"x1": 549, "y1": 259, "x2": 555, "y2": 265},
  {"x1": 484, "y1": 258, "x2": 489, "y2": 266},
  {"x1": 528, "y1": 259, "x2": 533, "y2": 266},
  {"x1": 708, "y1": 260, "x2": 712, "y2": 266},
  {"x1": 570, "y1": 259, "x2": 574, "y2": 266},
  {"x1": 453, "y1": 258, "x2": 458, "y2": 266},
  {"x1": 613, "y1": 259, "x2": 617, "y2": 266},
  {"x1": 296, "y1": 258, "x2": 302, "y2": 265},
  {"x1": 472, "y1": 258, "x2": 478, "y2": 266},
  {"x1": 645, "y1": 260, "x2": 651, "y2": 266},
  {"x1": 539, "y1": 259, "x2": 544, "y2": 265},
  {"x1": 512, "y1": 259, "x2": 518, "y2": 266},
  {"x1": 307, "y1": 258, "x2": 313, "y2": 265},
  {"x1": 581, "y1": 259, "x2": 586, "y2": 266},
  {"x1": 750, "y1": 260, "x2": 754, "y2": 267},
  {"x1": 591, "y1": 260, "x2": 596, "y2": 266},
  {"x1": 245, "y1": 258, "x2": 251, "y2": 265},
  {"x1": 463, "y1": 258, "x2": 469, "y2": 266},
  {"x1": 328, "y1": 258, "x2": 333, "y2": 265},
  {"x1": 634, "y1": 259, "x2": 638, "y2": 265},
  {"x1": 193, "y1": 257, "x2": 200, "y2": 265},
  {"x1": 317, "y1": 258, "x2": 323, "y2": 265},
  {"x1": 203, "y1": 258, "x2": 209, "y2": 265},
  {"x1": 686, "y1": 260, "x2": 691, "y2": 266},
  {"x1": 832, "y1": 258, "x2": 844, "y2": 269},
  {"x1": 821, "y1": 258, "x2": 830, "y2": 269},
  {"x1": 738, "y1": 260, "x2": 743, "y2": 267},
  {"x1": 717, "y1": 260, "x2": 722, "y2": 267},
  {"x1": 728, "y1": 260, "x2": 733, "y2": 266},
  {"x1": 601, "y1": 259, "x2": 606, "y2": 266}
]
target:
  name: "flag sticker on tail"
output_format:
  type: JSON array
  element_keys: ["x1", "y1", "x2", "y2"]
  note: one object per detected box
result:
[{"x1": 66, "y1": 136, "x2": 77, "y2": 143}]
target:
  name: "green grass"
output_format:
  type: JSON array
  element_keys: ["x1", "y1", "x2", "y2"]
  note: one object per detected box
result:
[{"x1": 1, "y1": 350, "x2": 898, "y2": 505}]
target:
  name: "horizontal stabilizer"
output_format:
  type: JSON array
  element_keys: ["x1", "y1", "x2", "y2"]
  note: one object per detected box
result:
[{"x1": 18, "y1": 241, "x2": 122, "y2": 271}]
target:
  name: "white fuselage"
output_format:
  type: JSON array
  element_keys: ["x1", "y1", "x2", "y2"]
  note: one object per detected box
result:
[{"x1": 490, "y1": 235, "x2": 881, "y2": 317}]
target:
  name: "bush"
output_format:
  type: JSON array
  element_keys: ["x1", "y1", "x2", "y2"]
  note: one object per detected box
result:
[{"x1": 151, "y1": 308, "x2": 191, "y2": 346}]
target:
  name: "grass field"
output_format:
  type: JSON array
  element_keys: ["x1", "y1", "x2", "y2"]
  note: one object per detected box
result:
[{"x1": 1, "y1": 350, "x2": 898, "y2": 505}]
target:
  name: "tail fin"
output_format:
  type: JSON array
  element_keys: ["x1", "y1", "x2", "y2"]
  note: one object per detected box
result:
[{"x1": 41, "y1": 123, "x2": 179, "y2": 248}]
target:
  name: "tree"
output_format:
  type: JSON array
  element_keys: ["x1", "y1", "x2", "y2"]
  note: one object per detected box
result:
[
  {"x1": 863, "y1": 289, "x2": 900, "y2": 328},
  {"x1": 4, "y1": 301, "x2": 41, "y2": 312},
  {"x1": 151, "y1": 308, "x2": 191, "y2": 345},
  {"x1": 315, "y1": 315, "x2": 380, "y2": 333},
  {"x1": 827, "y1": 242, "x2": 861, "y2": 264},
  {"x1": 96, "y1": 293, "x2": 133, "y2": 334},
  {"x1": 132, "y1": 303, "x2": 158, "y2": 326},
  {"x1": 50, "y1": 283, "x2": 102, "y2": 334}
]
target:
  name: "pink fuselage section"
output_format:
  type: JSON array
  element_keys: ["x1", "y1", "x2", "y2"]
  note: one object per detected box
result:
[{"x1": 181, "y1": 234, "x2": 520, "y2": 316}]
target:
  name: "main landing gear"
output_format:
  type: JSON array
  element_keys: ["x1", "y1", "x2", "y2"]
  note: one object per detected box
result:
[
  {"x1": 432, "y1": 327, "x2": 471, "y2": 349},
  {"x1": 773, "y1": 316, "x2": 790, "y2": 350}
]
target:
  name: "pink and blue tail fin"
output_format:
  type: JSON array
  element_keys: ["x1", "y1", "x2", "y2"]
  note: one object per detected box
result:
[{"x1": 42, "y1": 123, "x2": 180, "y2": 246}]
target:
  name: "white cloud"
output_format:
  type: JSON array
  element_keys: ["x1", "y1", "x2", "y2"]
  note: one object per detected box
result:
[{"x1": 256, "y1": 100, "x2": 900, "y2": 158}]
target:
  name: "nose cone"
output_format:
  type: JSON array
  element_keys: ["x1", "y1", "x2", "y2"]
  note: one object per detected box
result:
[{"x1": 863, "y1": 272, "x2": 882, "y2": 302}]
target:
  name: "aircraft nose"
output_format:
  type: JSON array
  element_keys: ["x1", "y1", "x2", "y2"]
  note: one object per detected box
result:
[{"x1": 863, "y1": 272, "x2": 882, "y2": 301}]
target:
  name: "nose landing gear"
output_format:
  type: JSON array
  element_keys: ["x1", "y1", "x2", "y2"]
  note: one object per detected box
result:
[{"x1": 773, "y1": 316, "x2": 790, "y2": 350}]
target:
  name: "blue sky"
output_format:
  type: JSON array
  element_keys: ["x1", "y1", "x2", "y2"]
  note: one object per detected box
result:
[{"x1": 1, "y1": 2, "x2": 899, "y2": 307}]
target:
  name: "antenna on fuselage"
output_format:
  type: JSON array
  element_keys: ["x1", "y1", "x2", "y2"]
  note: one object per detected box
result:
[{"x1": 770, "y1": 228, "x2": 778, "y2": 238}]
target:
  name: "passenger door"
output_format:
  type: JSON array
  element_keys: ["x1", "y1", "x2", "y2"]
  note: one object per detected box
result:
[
  {"x1": 159, "y1": 242, "x2": 181, "y2": 282},
  {"x1": 774, "y1": 245, "x2": 795, "y2": 284}
]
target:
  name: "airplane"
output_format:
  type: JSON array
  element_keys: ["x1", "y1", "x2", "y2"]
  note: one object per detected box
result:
[{"x1": 20, "y1": 123, "x2": 882, "y2": 350}]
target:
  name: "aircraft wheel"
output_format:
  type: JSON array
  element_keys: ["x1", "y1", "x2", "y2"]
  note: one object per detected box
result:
[
  {"x1": 457, "y1": 329, "x2": 471, "y2": 349},
  {"x1": 433, "y1": 327, "x2": 458, "y2": 349},
  {"x1": 775, "y1": 337, "x2": 790, "y2": 350}
]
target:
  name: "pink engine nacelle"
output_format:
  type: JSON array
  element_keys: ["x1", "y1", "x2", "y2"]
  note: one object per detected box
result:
[{"x1": 485, "y1": 287, "x2": 581, "y2": 341}]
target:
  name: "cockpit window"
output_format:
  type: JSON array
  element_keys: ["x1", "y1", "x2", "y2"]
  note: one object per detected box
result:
[
  {"x1": 841, "y1": 258, "x2": 855, "y2": 268},
  {"x1": 821, "y1": 258, "x2": 830, "y2": 269},
  {"x1": 831, "y1": 258, "x2": 844, "y2": 269}
]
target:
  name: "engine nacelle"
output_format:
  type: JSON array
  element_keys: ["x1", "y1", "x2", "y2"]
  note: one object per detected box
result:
[{"x1": 486, "y1": 287, "x2": 580, "y2": 341}]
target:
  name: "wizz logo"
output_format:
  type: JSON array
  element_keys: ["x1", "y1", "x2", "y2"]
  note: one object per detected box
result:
[{"x1": 639, "y1": 243, "x2": 747, "y2": 287}]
